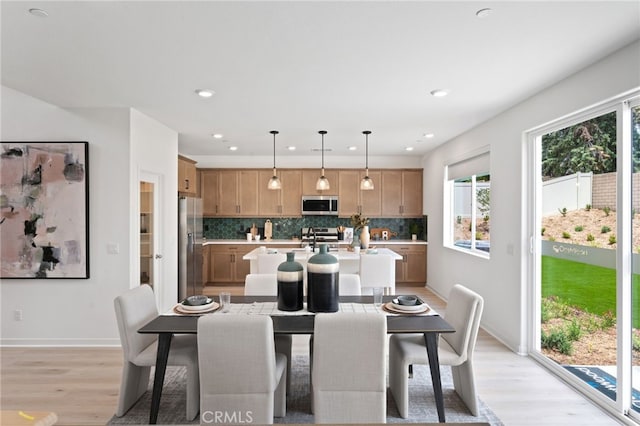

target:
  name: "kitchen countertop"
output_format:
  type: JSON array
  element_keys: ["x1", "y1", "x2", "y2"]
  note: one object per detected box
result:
[
  {"x1": 243, "y1": 247, "x2": 403, "y2": 261},
  {"x1": 203, "y1": 239, "x2": 427, "y2": 245}
]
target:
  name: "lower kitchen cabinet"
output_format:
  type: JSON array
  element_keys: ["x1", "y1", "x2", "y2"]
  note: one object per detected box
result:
[
  {"x1": 207, "y1": 244, "x2": 253, "y2": 284},
  {"x1": 384, "y1": 244, "x2": 427, "y2": 284}
]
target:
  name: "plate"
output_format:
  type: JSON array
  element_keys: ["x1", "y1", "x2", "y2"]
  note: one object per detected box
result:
[
  {"x1": 176, "y1": 299, "x2": 220, "y2": 314},
  {"x1": 174, "y1": 301, "x2": 219, "y2": 315},
  {"x1": 391, "y1": 297, "x2": 427, "y2": 312},
  {"x1": 383, "y1": 302, "x2": 430, "y2": 315}
]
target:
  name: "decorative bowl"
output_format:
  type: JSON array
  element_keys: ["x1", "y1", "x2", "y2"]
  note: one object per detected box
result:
[
  {"x1": 397, "y1": 295, "x2": 418, "y2": 306},
  {"x1": 183, "y1": 295, "x2": 209, "y2": 306}
]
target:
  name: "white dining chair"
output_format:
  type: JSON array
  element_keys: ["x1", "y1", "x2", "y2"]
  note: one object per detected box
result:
[
  {"x1": 388, "y1": 284, "x2": 484, "y2": 418},
  {"x1": 113, "y1": 285, "x2": 199, "y2": 420},
  {"x1": 359, "y1": 253, "x2": 395, "y2": 295},
  {"x1": 198, "y1": 314, "x2": 286, "y2": 424},
  {"x1": 244, "y1": 273, "x2": 278, "y2": 295},
  {"x1": 312, "y1": 313, "x2": 387, "y2": 423},
  {"x1": 338, "y1": 273, "x2": 362, "y2": 296},
  {"x1": 257, "y1": 253, "x2": 287, "y2": 274},
  {"x1": 244, "y1": 273, "x2": 292, "y2": 393}
]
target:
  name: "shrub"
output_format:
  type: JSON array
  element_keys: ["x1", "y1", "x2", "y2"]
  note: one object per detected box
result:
[
  {"x1": 603, "y1": 206, "x2": 611, "y2": 216},
  {"x1": 558, "y1": 207, "x2": 567, "y2": 217},
  {"x1": 586, "y1": 233, "x2": 595, "y2": 242},
  {"x1": 600, "y1": 311, "x2": 616, "y2": 329},
  {"x1": 585, "y1": 204, "x2": 592, "y2": 211},
  {"x1": 567, "y1": 320, "x2": 582, "y2": 341},
  {"x1": 475, "y1": 232, "x2": 483, "y2": 240},
  {"x1": 562, "y1": 231, "x2": 571, "y2": 239},
  {"x1": 456, "y1": 215, "x2": 462, "y2": 224},
  {"x1": 541, "y1": 227, "x2": 546, "y2": 236},
  {"x1": 548, "y1": 236, "x2": 556, "y2": 242},
  {"x1": 574, "y1": 225, "x2": 584, "y2": 232},
  {"x1": 601, "y1": 226, "x2": 611, "y2": 233},
  {"x1": 608, "y1": 235, "x2": 617, "y2": 245},
  {"x1": 633, "y1": 333, "x2": 640, "y2": 351},
  {"x1": 541, "y1": 329, "x2": 573, "y2": 355},
  {"x1": 483, "y1": 214, "x2": 489, "y2": 223}
]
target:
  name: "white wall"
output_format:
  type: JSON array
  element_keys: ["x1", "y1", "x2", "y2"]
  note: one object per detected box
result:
[
  {"x1": 0, "y1": 87, "x2": 179, "y2": 345},
  {"x1": 130, "y1": 109, "x2": 179, "y2": 312},
  {"x1": 422, "y1": 40, "x2": 640, "y2": 353}
]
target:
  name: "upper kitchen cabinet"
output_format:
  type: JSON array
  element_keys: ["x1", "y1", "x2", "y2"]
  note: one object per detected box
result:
[
  {"x1": 258, "y1": 169, "x2": 302, "y2": 216},
  {"x1": 200, "y1": 170, "x2": 219, "y2": 216},
  {"x1": 302, "y1": 169, "x2": 339, "y2": 196},
  {"x1": 200, "y1": 169, "x2": 259, "y2": 217},
  {"x1": 218, "y1": 170, "x2": 259, "y2": 217},
  {"x1": 381, "y1": 170, "x2": 423, "y2": 217},
  {"x1": 338, "y1": 170, "x2": 382, "y2": 217},
  {"x1": 178, "y1": 156, "x2": 197, "y2": 196}
]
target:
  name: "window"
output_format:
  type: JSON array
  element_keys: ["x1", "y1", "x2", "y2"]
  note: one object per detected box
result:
[{"x1": 446, "y1": 152, "x2": 490, "y2": 256}]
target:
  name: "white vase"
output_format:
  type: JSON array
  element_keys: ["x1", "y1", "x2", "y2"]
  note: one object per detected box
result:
[{"x1": 360, "y1": 225, "x2": 370, "y2": 249}]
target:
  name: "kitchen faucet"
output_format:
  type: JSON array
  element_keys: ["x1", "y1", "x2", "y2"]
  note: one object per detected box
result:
[{"x1": 307, "y1": 227, "x2": 316, "y2": 251}]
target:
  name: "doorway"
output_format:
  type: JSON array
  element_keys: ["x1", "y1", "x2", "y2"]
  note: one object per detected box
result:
[{"x1": 139, "y1": 172, "x2": 163, "y2": 305}]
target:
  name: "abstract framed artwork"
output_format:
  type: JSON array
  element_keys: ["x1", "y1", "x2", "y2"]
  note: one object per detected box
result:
[{"x1": 1, "y1": 142, "x2": 89, "y2": 279}]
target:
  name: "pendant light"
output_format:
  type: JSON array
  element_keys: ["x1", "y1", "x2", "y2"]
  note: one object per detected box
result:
[
  {"x1": 316, "y1": 130, "x2": 330, "y2": 190},
  {"x1": 267, "y1": 130, "x2": 282, "y2": 190},
  {"x1": 360, "y1": 130, "x2": 374, "y2": 190}
]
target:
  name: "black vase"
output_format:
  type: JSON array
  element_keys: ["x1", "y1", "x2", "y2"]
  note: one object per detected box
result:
[
  {"x1": 307, "y1": 244, "x2": 339, "y2": 313},
  {"x1": 277, "y1": 252, "x2": 304, "y2": 311}
]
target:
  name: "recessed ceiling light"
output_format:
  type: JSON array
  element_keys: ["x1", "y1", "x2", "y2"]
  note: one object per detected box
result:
[
  {"x1": 212, "y1": 133, "x2": 223, "y2": 139},
  {"x1": 287, "y1": 146, "x2": 296, "y2": 151},
  {"x1": 423, "y1": 133, "x2": 435, "y2": 139},
  {"x1": 348, "y1": 146, "x2": 357, "y2": 151},
  {"x1": 430, "y1": 89, "x2": 448, "y2": 98},
  {"x1": 195, "y1": 89, "x2": 215, "y2": 98},
  {"x1": 405, "y1": 147, "x2": 414, "y2": 151},
  {"x1": 476, "y1": 8, "x2": 493, "y2": 18},
  {"x1": 28, "y1": 8, "x2": 48, "y2": 17},
  {"x1": 228, "y1": 146, "x2": 238, "y2": 151}
]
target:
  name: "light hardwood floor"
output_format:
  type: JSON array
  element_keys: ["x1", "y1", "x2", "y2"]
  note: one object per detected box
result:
[{"x1": 1, "y1": 285, "x2": 623, "y2": 425}]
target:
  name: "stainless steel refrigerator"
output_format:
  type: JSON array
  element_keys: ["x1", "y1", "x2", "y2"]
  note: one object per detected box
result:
[{"x1": 178, "y1": 197, "x2": 203, "y2": 301}]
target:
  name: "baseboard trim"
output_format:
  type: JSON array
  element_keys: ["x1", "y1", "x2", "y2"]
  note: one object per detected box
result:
[{"x1": 1, "y1": 338, "x2": 121, "y2": 347}]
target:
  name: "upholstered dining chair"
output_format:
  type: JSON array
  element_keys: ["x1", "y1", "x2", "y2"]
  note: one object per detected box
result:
[
  {"x1": 312, "y1": 313, "x2": 387, "y2": 423},
  {"x1": 359, "y1": 253, "x2": 395, "y2": 294},
  {"x1": 113, "y1": 285, "x2": 199, "y2": 420},
  {"x1": 198, "y1": 314, "x2": 286, "y2": 424},
  {"x1": 257, "y1": 253, "x2": 287, "y2": 274},
  {"x1": 338, "y1": 273, "x2": 362, "y2": 296},
  {"x1": 244, "y1": 273, "x2": 292, "y2": 393},
  {"x1": 389, "y1": 284, "x2": 484, "y2": 418}
]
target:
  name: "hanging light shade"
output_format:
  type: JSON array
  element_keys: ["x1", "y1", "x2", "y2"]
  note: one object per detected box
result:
[
  {"x1": 267, "y1": 130, "x2": 282, "y2": 190},
  {"x1": 360, "y1": 130, "x2": 374, "y2": 190},
  {"x1": 316, "y1": 130, "x2": 330, "y2": 190}
]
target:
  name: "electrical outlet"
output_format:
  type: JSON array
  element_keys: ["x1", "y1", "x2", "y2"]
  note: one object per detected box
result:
[{"x1": 14, "y1": 310, "x2": 23, "y2": 321}]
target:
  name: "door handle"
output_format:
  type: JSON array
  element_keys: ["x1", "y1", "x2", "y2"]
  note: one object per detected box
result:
[{"x1": 155, "y1": 254, "x2": 163, "y2": 259}]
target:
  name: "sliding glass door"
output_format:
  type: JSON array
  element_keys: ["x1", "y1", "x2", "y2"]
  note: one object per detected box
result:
[{"x1": 529, "y1": 91, "x2": 640, "y2": 422}]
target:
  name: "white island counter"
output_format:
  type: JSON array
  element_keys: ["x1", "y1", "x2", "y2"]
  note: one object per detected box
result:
[{"x1": 243, "y1": 247, "x2": 402, "y2": 293}]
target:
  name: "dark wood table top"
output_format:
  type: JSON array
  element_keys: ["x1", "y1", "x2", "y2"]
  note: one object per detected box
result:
[{"x1": 139, "y1": 295, "x2": 455, "y2": 335}]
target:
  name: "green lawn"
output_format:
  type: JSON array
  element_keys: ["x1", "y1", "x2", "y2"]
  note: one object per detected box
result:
[{"x1": 541, "y1": 255, "x2": 640, "y2": 328}]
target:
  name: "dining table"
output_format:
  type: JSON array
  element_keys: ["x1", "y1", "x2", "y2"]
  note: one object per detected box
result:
[{"x1": 138, "y1": 295, "x2": 455, "y2": 424}]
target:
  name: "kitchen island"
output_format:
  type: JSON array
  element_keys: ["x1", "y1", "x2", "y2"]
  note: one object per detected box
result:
[{"x1": 243, "y1": 247, "x2": 403, "y2": 293}]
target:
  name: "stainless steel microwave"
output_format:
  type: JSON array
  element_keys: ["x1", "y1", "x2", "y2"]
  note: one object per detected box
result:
[{"x1": 301, "y1": 195, "x2": 339, "y2": 216}]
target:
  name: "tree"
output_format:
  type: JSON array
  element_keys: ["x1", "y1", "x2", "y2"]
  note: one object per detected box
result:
[{"x1": 541, "y1": 112, "x2": 616, "y2": 178}]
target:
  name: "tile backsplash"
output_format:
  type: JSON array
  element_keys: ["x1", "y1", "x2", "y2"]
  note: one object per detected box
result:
[{"x1": 203, "y1": 216, "x2": 427, "y2": 241}]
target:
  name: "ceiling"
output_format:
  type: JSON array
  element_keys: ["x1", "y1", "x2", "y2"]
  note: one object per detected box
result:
[{"x1": 2, "y1": 1, "x2": 639, "y2": 158}]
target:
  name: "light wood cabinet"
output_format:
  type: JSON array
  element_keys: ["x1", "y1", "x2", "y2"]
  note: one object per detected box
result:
[
  {"x1": 258, "y1": 170, "x2": 302, "y2": 216},
  {"x1": 210, "y1": 170, "x2": 259, "y2": 217},
  {"x1": 200, "y1": 170, "x2": 219, "y2": 216},
  {"x1": 302, "y1": 169, "x2": 339, "y2": 196},
  {"x1": 381, "y1": 170, "x2": 423, "y2": 217},
  {"x1": 202, "y1": 245, "x2": 210, "y2": 285},
  {"x1": 338, "y1": 170, "x2": 382, "y2": 217},
  {"x1": 208, "y1": 244, "x2": 253, "y2": 284},
  {"x1": 178, "y1": 156, "x2": 197, "y2": 195},
  {"x1": 387, "y1": 244, "x2": 427, "y2": 284}
]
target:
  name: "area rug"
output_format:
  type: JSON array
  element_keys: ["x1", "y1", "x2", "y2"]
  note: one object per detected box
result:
[{"x1": 108, "y1": 355, "x2": 503, "y2": 425}]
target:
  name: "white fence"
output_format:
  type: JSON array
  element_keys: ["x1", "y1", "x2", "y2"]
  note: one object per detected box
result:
[
  {"x1": 453, "y1": 182, "x2": 490, "y2": 218},
  {"x1": 542, "y1": 172, "x2": 592, "y2": 216}
]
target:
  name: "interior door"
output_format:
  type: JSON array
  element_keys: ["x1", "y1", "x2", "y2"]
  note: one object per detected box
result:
[{"x1": 140, "y1": 173, "x2": 162, "y2": 304}]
